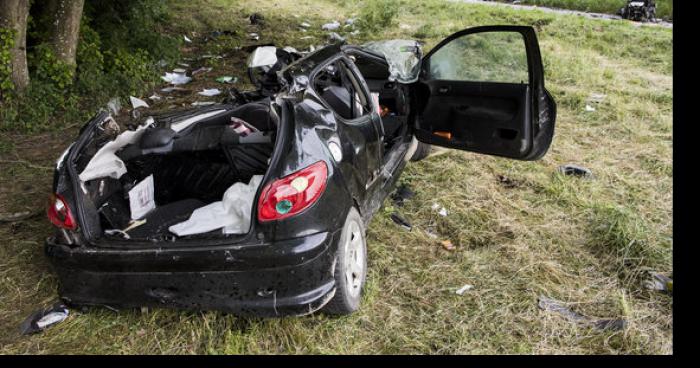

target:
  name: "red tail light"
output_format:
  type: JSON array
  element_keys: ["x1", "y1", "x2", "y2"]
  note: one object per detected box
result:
[
  {"x1": 47, "y1": 194, "x2": 77, "y2": 230},
  {"x1": 258, "y1": 161, "x2": 328, "y2": 222}
]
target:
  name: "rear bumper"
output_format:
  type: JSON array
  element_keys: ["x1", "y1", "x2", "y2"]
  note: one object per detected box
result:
[{"x1": 45, "y1": 231, "x2": 339, "y2": 317}]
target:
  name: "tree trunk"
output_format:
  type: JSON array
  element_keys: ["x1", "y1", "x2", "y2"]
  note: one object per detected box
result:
[
  {"x1": 0, "y1": 0, "x2": 30, "y2": 92},
  {"x1": 45, "y1": 0, "x2": 84, "y2": 66}
]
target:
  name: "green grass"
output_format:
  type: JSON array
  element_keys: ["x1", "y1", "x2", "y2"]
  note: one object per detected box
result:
[
  {"x1": 514, "y1": 0, "x2": 673, "y2": 20},
  {"x1": 0, "y1": 0, "x2": 672, "y2": 354}
]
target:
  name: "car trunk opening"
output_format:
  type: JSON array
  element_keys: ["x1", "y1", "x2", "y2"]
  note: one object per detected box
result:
[{"x1": 72, "y1": 100, "x2": 280, "y2": 243}]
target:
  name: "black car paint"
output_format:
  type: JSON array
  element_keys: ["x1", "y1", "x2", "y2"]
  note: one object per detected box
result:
[{"x1": 45, "y1": 26, "x2": 554, "y2": 316}]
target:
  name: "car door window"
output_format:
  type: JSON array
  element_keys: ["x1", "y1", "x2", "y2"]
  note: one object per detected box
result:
[
  {"x1": 314, "y1": 59, "x2": 371, "y2": 120},
  {"x1": 427, "y1": 31, "x2": 529, "y2": 84}
]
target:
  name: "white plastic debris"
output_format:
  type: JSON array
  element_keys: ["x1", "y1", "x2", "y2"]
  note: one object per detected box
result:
[
  {"x1": 248, "y1": 46, "x2": 278, "y2": 68},
  {"x1": 321, "y1": 21, "x2": 340, "y2": 30},
  {"x1": 79, "y1": 118, "x2": 155, "y2": 182},
  {"x1": 129, "y1": 96, "x2": 149, "y2": 109},
  {"x1": 300, "y1": 22, "x2": 311, "y2": 28},
  {"x1": 148, "y1": 94, "x2": 161, "y2": 101},
  {"x1": 161, "y1": 86, "x2": 187, "y2": 93},
  {"x1": 432, "y1": 203, "x2": 448, "y2": 217},
  {"x1": 345, "y1": 18, "x2": 356, "y2": 25},
  {"x1": 161, "y1": 72, "x2": 192, "y2": 85},
  {"x1": 169, "y1": 175, "x2": 263, "y2": 236},
  {"x1": 19, "y1": 302, "x2": 70, "y2": 335},
  {"x1": 455, "y1": 284, "x2": 473, "y2": 295},
  {"x1": 172, "y1": 68, "x2": 187, "y2": 74},
  {"x1": 249, "y1": 32, "x2": 260, "y2": 40},
  {"x1": 197, "y1": 88, "x2": 222, "y2": 97},
  {"x1": 585, "y1": 104, "x2": 596, "y2": 112},
  {"x1": 184, "y1": 35, "x2": 192, "y2": 43},
  {"x1": 588, "y1": 93, "x2": 606, "y2": 103},
  {"x1": 192, "y1": 66, "x2": 212, "y2": 75},
  {"x1": 128, "y1": 175, "x2": 155, "y2": 220}
]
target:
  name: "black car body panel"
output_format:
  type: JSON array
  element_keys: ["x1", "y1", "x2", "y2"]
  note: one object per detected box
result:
[{"x1": 45, "y1": 26, "x2": 556, "y2": 316}]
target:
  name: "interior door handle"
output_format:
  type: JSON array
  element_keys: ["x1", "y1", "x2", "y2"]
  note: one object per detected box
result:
[{"x1": 438, "y1": 86, "x2": 451, "y2": 94}]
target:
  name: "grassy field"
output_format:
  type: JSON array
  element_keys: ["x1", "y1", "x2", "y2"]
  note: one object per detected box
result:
[
  {"x1": 0, "y1": 0, "x2": 672, "y2": 354},
  {"x1": 513, "y1": 0, "x2": 673, "y2": 20}
]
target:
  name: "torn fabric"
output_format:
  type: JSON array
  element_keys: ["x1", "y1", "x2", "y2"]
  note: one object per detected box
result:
[{"x1": 79, "y1": 118, "x2": 155, "y2": 182}]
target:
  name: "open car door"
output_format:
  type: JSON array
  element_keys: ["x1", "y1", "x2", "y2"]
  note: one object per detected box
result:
[{"x1": 414, "y1": 26, "x2": 556, "y2": 160}]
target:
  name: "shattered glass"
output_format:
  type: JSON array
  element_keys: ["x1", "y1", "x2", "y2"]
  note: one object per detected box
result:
[{"x1": 360, "y1": 40, "x2": 422, "y2": 83}]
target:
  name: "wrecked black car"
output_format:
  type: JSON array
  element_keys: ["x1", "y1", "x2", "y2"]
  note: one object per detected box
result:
[
  {"x1": 45, "y1": 26, "x2": 556, "y2": 317},
  {"x1": 619, "y1": 0, "x2": 657, "y2": 22}
]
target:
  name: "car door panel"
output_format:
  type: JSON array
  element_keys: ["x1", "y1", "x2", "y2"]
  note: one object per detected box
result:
[{"x1": 414, "y1": 25, "x2": 555, "y2": 161}]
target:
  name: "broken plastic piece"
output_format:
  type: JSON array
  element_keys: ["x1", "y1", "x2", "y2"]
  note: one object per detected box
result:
[
  {"x1": 249, "y1": 33, "x2": 260, "y2": 41},
  {"x1": 129, "y1": 96, "x2": 149, "y2": 109},
  {"x1": 216, "y1": 76, "x2": 236, "y2": 83},
  {"x1": 328, "y1": 32, "x2": 345, "y2": 43},
  {"x1": 248, "y1": 46, "x2": 278, "y2": 68},
  {"x1": 149, "y1": 94, "x2": 161, "y2": 101},
  {"x1": 161, "y1": 72, "x2": 192, "y2": 85},
  {"x1": 390, "y1": 212, "x2": 412, "y2": 231},
  {"x1": 455, "y1": 284, "x2": 473, "y2": 295},
  {"x1": 558, "y1": 164, "x2": 594, "y2": 179},
  {"x1": 644, "y1": 272, "x2": 673, "y2": 294},
  {"x1": 585, "y1": 104, "x2": 596, "y2": 112},
  {"x1": 432, "y1": 203, "x2": 448, "y2": 217},
  {"x1": 172, "y1": 68, "x2": 187, "y2": 74},
  {"x1": 197, "y1": 88, "x2": 222, "y2": 97},
  {"x1": 107, "y1": 97, "x2": 121, "y2": 115},
  {"x1": 184, "y1": 35, "x2": 192, "y2": 43},
  {"x1": 322, "y1": 21, "x2": 340, "y2": 31},
  {"x1": 192, "y1": 67, "x2": 213, "y2": 75},
  {"x1": 19, "y1": 302, "x2": 69, "y2": 335},
  {"x1": 168, "y1": 175, "x2": 263, "y2": 236},
  {"x1": 441, "y1": 239, "x2": 455, "y2": 250},
  {"x1": 300, "y1": 21, "x2": 311, "y2": 28}
]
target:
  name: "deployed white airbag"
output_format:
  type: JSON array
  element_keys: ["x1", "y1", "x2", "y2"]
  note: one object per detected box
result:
[
  {"x1": 78, "y1": 118, "x2": 155, "y2": 182},
  {"x1": 168, "y1": 175, "x2": 263, "y2": 236}
]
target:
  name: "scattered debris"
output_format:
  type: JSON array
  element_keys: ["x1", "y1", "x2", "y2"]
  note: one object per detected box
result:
[
  {"x1": 107, "y1": 97, "x2": 121, "y2": 115},
  {"x1": 300, "y1": 36, "x2": 314, "y2": 40},
  {"x1": 161, "y1": 86, "x2": 188, "y2": 93},
  {"x1": 538, "y1": 296, "x2": 627, "y2": 331},
  {"x1": 249, "y1": 13, "x2": 264, "y2": 25},
  {"x1": 584, "y1": 104, "x2": 596, "y2": 112},
  {"x1": 300, "y1": 21, "x2": 311, "y2": 28},
  {"x1": 455, "y1": 284, "x2": 473, "y2": 295},
  {"x1": 172, "y1": 68, "x2": 187, "y2": 74},
  {"x1": 192, "y1": 66, "x2": 212, "y2": 75},
  {"x1": 399, "y1": 24, "x2": 411, "y2": 30},
  {"x1": 161, "y1": 72, "x2": 192, "y2": 85},
  {"x1": 129, "y1": 96, "x2": 149, "y2": 109},
  {"x1": 391, "y1": 184, "x2": 415, "y2": 207},
  {"x1": 19, "y1": 302, "x2": 70, "y2": 335},
  {"x1": 104, "y1": 229, "x2": 131, "y2": 239},
  {"x1": 191, "y1": 101, "x2": 216, "y2": 106},
  {"x1": 0, "y1": 211, "x2": 38, "y2": 223},
  {"x1": 183, "y1": 35, "x2": 192, "y2": 43},
  {"x1": 345, "y1": 18, "x2": 356, "y2": 25},
  {"x1": 322, "y1": 20, "x2": 340, "y2": 31},
  {"x1": 390, "y1": 212, "x2": 412, "y2": 231},
  {"x1": 177, "y1": 62, "x2": 190, "y2": 67},
  {"x1": 249, "y1": 33, "x2": 260, "y2": 41},
  {"x1": 644, "y1": 272, "x2": 673, "y2": 294},
  {"x1": 328, "y1": 32, "x2": 345, "y2": 43},
  {"x1": 557, "y1": 164, "x2": 594, "y2": 179},
  {"x1": 216, "y1": 76, "x2": 237, "y2": 84},
  {"x1": 197, "y1": 88, "x2": 222, "y2": 97},
  {"x1": 588, "y1": 93, "x2": 606, "y2": 104},
  {"x1": 432, "y1": 203, "x2": 448, "y2": 217},
  {"x1": 497, "y1": 174, "x2": 519, "y2": 188},
  {"x1": 148, "y1": 94, "x2": 161, "y2": 101},
  {"x1": 441, "y1": 239, "x2": 455, "y2": 250}
]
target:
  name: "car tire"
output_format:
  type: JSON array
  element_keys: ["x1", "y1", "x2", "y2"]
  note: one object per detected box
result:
[
  {"x1": 323, "y1": 207, "x2": 367, "y2": 315},
  {"x1": 410, "y1": 141, "x2": 431, "y2": 162}
]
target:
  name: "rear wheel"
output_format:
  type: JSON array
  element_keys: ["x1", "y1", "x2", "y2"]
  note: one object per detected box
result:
[{"x1": 323, "y1": 207, "x2": 366, "y2": 315}]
